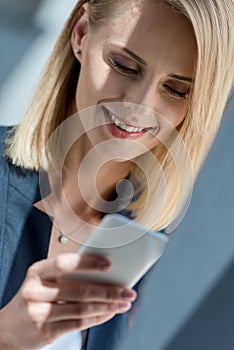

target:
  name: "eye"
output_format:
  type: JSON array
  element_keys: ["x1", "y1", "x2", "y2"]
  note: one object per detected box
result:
[
  {"x1": 163, "y1": 84, "x2": 190, "y2": 99},
  {"x1": 108, "y1": 56, "x2": 139, "y2": 76}
]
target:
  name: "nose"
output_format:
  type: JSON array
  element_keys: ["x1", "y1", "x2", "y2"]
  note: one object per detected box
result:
[
  {"x1": 122, "y1": 81, "x2": 160, "y2": 125},
  {"x1": 123, "y1": 80, "x2": 158, "y2": 112}
]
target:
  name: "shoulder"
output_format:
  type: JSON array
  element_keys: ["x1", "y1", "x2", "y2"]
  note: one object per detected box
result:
[
  {"x1": 0, "y1": 125, "x2": 40, "y2": 197},
  {"x1": 0, "y1": 125, "x2": 13, "y2": 173},
  {"x1": 0, "y1": 125, "x2": 11, "y2": 136},
  {"x1": 0, "y1": 125, "x2": 16, "y2": 159},
  {"x1": 0, "y1": 125, "x2": 11, "y2": 149},
  {"x1": 0, "y1": 125, "x2": 19, "y2": 179}
]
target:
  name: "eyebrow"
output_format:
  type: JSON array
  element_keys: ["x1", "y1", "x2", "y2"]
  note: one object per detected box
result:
[
  {"x1": 122, "y1": 47, "x2": 147, "y2": 66},
  {"x1": 168, "y1": 74, "x2": 193, "y2": 83}
]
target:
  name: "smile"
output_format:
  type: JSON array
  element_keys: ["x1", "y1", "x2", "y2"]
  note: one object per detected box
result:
[
  {"x1": 101, "y1": 105, "x2": 158, "y2": 140},
  {"x1": 109, "y1": 113, "x2": 145, "y2": 133}
]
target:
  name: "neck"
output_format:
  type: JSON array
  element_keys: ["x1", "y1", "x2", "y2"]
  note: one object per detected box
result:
[{"x1": 61, "y1": 137, "x2": 132, "y2": 219}]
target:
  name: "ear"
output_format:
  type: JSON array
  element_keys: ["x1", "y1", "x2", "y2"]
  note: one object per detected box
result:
[{"x1": 71, "y1": 3, "x2": 90, "y2": 60}]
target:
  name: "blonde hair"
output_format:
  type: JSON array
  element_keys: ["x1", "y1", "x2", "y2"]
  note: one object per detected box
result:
[{"x1": 6, "y1": 0, "x2": 234, "y2": 231}]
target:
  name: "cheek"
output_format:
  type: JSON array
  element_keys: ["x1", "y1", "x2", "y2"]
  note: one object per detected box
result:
[
  {"x1": 156, "y1": 99, "x2": 188, "y2": 129},
  {"x1": 146, "y1": 100, "x2": 189, "y2": 149},
  {"x1": 76, "y1": 55, "x2": 117, "y2": 109},
  {"x1": 76, "y1": 49, "x2": 129, "y2": 110}
]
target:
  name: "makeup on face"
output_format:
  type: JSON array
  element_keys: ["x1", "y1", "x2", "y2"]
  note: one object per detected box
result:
[{"x1": 74, "y1": 0, "x2": 197, "y2": 156}]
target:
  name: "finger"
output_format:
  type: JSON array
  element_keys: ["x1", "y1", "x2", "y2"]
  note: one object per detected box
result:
[
  {"x1": 28, "y1": 253, "x2": 111, "y2": 281},
  {"x1": 47, "y1": 301, "x2": 132, "y2": 322},
  {"x1": 54, "y1": 283, "x2": 137, "y2": 303},
  {"x1": 46, "y1": 314, "x2": 116, "y2": 341},
  {"x1": 23, "y1": 280, "x2": 137, "y2": 303}
]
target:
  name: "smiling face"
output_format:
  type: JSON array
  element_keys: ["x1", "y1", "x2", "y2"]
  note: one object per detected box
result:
[{"x1": 71, "y1": 0, "x2": 197, "y2": 159}]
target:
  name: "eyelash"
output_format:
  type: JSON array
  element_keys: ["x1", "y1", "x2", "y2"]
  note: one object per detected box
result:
[
  {"x1": 109, "y1": 57, "x2": 139, "y2": 76},
  {"x1": 163, "y1": 84, "x2": 189, "y2": 99},
  {"x1": 108, "y1": 57, "x2": 190, "y2": 99}
]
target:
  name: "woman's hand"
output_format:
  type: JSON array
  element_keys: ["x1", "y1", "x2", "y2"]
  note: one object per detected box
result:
[{"x1": 0, "y1": 253, "x2": 137, "y2": 350}]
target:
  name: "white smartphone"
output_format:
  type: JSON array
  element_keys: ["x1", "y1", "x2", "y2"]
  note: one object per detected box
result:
[{"x1": 68, "y1": 214, "x2": 168, "y2": 288}]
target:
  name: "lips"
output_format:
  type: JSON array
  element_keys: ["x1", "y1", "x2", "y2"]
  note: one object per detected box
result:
[
  {"x1": 109, "y1": 112, "x2": 145, "y2": 133},
  {"x1": 102, "y1": 106, "x2": 156, "y2": 139}
]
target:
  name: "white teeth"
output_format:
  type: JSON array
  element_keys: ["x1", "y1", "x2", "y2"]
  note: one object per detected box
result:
[
  {"x1": 115, "y1": 120, "x2": 120, "y2": 126},
  {"x1": 109, "y1": 112, "x2": 144, "y2": 132}
]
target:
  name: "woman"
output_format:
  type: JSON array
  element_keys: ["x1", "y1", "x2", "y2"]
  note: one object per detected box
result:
[{"x1": 0, "y1": 0, "x2": 233, "y2": 349}]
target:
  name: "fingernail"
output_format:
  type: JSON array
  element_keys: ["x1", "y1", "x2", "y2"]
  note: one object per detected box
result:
[
  {"x1": 98, "y1": 259, "x2": 111, "y2": 270},
  {"x1": 121, "y1": 289, "x2": 137, "y2": 300},
  {"x1": 118, "y1": 302, "x2": 132, "y2": 310}
]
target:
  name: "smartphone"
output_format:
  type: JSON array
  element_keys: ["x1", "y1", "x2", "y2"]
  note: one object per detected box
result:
[{"x1": 68, "y1": 214, "x2": 168, "y2": 288}]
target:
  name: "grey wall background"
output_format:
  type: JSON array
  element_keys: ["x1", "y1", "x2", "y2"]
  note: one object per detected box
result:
[
  {"x1": 0, "y1": 0, "x2": 77, "y2": 125},
  {"x1": 0, "y1": 1, "x2": 234, "y2": 349},
  {"x1": 118, "y1": 100, "x2": 234, "y2": 350}
]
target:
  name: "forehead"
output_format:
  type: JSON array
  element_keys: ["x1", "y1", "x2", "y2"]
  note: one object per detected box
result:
[
  {"x1": 92, "y1": 1, "x2": 197, "y2": 74},
  {"x1": 105, "y1": 0, "x2": 191, "y2": 35}
]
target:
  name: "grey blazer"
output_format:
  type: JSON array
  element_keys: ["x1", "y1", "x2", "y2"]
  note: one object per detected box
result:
[{"x1": 0, "y1": 125, "x2": 142, "y2": 350}]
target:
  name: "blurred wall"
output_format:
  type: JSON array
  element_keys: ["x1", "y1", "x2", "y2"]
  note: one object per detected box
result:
[
  {"x1": 0, "y1": 0, "x2": 42, "y2": 18},
  {"x1": 0, "y1": 0, "x2": 76, "y2": 125}
]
